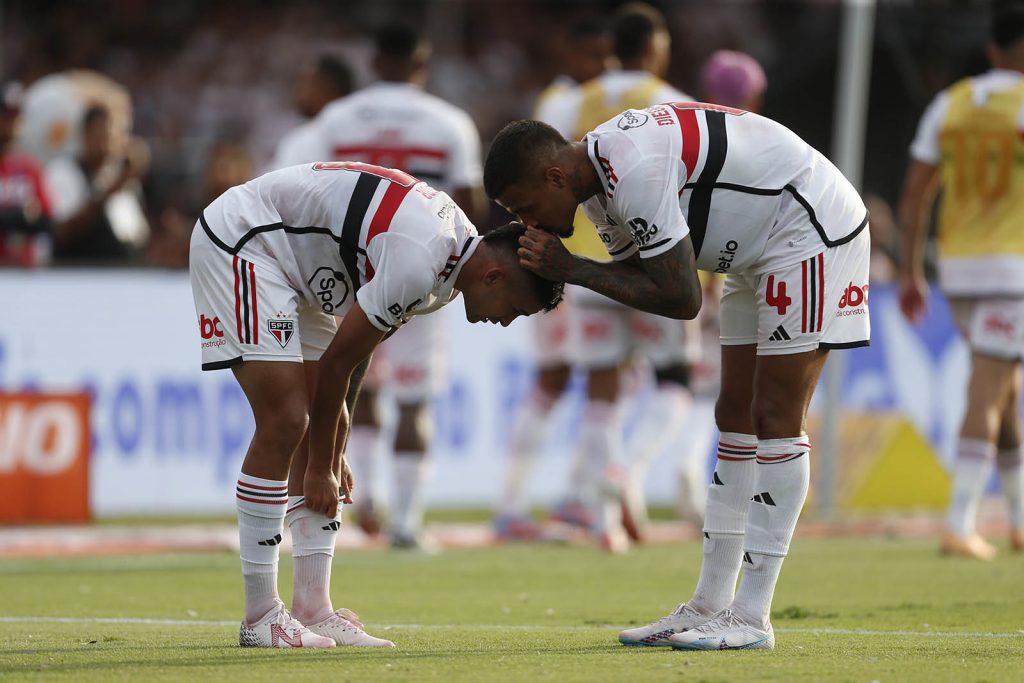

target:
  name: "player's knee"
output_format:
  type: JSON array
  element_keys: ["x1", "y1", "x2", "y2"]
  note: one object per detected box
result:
[
  {"x1": 537, "y1": 365, "x2": 571, "y2": 395},
  {"x1": 715, "y1": 393, "x2": 751, "y2": 432},
  {"x1": 259, "y1": 401, "x2": 309, "y2": 450},
  {"x1": 750, "y1": 396, "x2": 801, "y2": 439},
  {"x1": 394, "y1": 403, "x2": 430, "y2": 451}
]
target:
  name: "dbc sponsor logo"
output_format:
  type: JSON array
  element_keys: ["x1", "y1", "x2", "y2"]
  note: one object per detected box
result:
[
  {"x1": 839, "y1": 282, "x2": 869, "y2": 309},
  {"x1": 199, "y1": 314, "x2": 223, "y2": 339},
  {"x1": 983, "y1": 313, "x2": 1015, "y2": 337}
]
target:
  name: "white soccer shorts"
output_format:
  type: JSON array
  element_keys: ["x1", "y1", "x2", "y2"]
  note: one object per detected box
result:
[
  {"x1": 949, "y1": 297, "x2": 1024, "y2": 361},
  {"x1": 719, "y1": 228, "x2": 870, "y2": 355},
  {"x1": 190, "y1": 228, "x2": 337, "y2": 370},
  {"x1": 567, "y1": 286, "x2": 700, "y2": 369},
  {"x1": 363, "y1": 313, "x2": 446, "y2": 403}
]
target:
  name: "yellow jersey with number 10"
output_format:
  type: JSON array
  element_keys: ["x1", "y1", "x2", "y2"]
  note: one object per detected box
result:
[{"x1": 937, "y1": 76, "x2": 1024, "y2": 259}]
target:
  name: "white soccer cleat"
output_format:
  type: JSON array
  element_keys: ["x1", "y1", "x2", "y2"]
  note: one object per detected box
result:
[
  {"x1": 668, "y1": 609, "x2": 775, "y2": 650},
  {"x1": 239, "y1": 603, "x2": 336, "y2": 649},
  {"x1": 306, "y1": 608, "x2": 396, "y2": 647},
  {"x1": 618, "y1": 602, "x2": 711, "y2": 646}
]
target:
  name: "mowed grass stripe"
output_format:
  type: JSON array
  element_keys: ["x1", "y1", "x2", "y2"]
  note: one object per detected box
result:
[{"x1": 1, "y1": 616, "x2": 1022, "y2": 639}]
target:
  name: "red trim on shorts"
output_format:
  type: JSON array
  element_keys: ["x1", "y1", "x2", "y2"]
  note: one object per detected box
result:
[
  {"x1": 817, "y1": 252, "x2": 824, "y2": 332},
  {"x1": 801, "y1": 259, "x2": 808, "y2": 334},
  {"x1": 233, "y1": 255, "x2": 243, "y2": 342},
  {"x1": 249, "y1": 262, "x2": 258, "y2": 344}
]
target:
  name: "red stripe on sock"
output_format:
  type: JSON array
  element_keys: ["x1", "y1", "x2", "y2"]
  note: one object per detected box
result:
[
  {"x1": 717, "y1": 454, "x2": 756, "y2": 461},
  {"x1": 237, "y1": 481, "x2": 289, "y2": 491},
  {"x1": 718, "y1": 442, "x2": 757, "y2": 451},
  {"x1": 236, "y1": 494, "x2": 288, "y2": 504}
]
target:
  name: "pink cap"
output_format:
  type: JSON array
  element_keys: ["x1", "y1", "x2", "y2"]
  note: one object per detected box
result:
[{"x1": 700, "y1": 50, "x2": 766, "y2": 108}]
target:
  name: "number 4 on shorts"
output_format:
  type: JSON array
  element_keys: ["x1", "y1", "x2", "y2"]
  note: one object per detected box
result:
[{"x1": 766, "y1": 275, "x2": 792, "y2": 316}]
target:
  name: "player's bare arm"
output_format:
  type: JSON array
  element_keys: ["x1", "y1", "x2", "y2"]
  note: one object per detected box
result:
[
  {"x1": 306, "y1": 305, "x2": 387, "y2": 517},
  {"x1": 897, "y1": 160, "x2": 940, "y2": 323},
  {"x1": 518, "y1": 226, "x2": 701, "y2": 319}
]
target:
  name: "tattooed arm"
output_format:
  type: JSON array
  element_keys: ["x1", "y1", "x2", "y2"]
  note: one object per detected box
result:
[{"x1": 518, "y1": 226, "x2": 701, "y2": 319}]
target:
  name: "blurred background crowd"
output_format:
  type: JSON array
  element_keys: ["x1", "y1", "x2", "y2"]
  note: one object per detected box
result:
[{"x1": 0, "y1": 0, "x2": 994, "y2": 275}]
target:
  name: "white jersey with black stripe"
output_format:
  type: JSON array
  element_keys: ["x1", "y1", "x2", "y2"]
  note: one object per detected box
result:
[
  {"x1": 303, "y1": 82, "x2": 482, "y2": 194},
  {"x1": 580, "y1": 103, "x2": 867, "y2": 275},
  {"x1": 199, "y1": 162, "x2": 478, "y2": 331}
]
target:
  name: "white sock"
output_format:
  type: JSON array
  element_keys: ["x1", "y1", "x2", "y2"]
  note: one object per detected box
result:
[
  {"x1": 286, "y1": 496, "x2": 340, "y2": 625},
  {"x1": 392, "y1": 452, "x2": 430, "y2": 538},
  {"x1": 625, "y1": 383, "x2": 692, "y2": 477},
  {"x1": 948, "y1": 438, "x2": 996, "y2": 537},
  {"x1": 690, "y1": 432, "x2": 757, "y2": 614},
  {"x1": 497, "y1": 389, "x2": 556, "y2": 517},
  {"x1": 575, "y1": 400, "x2": 622, "y2": 533},
  {"x1": 733, "y1": 436, "x2": 811, "y2": 628},
  {"x1": 997, "y1": 445, "x2": 1024, "y2": 529},
  {"x1": 346, "y1": 425, "x2": 383, "y2": 508},
  {"x1": 236, "y1": 473, "x2": 288, "y2": 624},
  {"x1": 675, "y1": 399, "x2": 715, "y2": 520}
]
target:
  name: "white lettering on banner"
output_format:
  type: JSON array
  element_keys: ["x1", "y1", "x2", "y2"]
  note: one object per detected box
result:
[{"x1": 0, "y1": 402, "x2": 79, "y2": 474}]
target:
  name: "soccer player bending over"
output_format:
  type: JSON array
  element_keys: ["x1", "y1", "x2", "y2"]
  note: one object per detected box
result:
[
  {"x1": 190, "y1": 161, "x2": 562, "y2": 649},
  {"x1": 484, "y1": 102, "x2": 869, "y2": 650}
]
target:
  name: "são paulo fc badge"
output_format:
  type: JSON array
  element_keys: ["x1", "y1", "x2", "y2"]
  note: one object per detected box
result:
[{"x1": 268, "y1": 319, "x2": 294, "y2": 348}]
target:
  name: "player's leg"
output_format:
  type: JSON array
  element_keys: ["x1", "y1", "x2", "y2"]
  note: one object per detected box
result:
[
  {"x1": 189, "y1": 230, "x2": 334, "y2": 649},
  {"x1": 283, "y1": 310, "x2": 394, "y2": 647},
  {"x1": 494, "y1": 299, "x2": 572, "y2": 541},
  {"x1": 565, "y1": 294, "x2": 630, "y2": 551},
  {"x1": 674, "y1": 235, "x2": 871, "y2": 652},
  {"x1": 386, "y1": 316, "x2": 444, "y2": 552},
  {"x1": 620, "y1": 276, "x2": 757, "y2": 647},
  {"x1": 944, "y1": 298, "x2": 1020, "y2": 558},
  {"x1": 995, "y1": 365, "x2": 1024, "y2": 550},
  {"x1": 347, "y1": 379, "x2": 385, "y2": 537}
]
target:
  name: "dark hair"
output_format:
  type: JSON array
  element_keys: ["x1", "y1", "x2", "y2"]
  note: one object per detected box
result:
[
  {"x1": 374, "y1": 22, "x2": 424, "y2": 61},
  {"x1": 482, "y1": 222, "x2": 564, "y2": 312},
  {"x1": 614, "y1": 2, "x2": 667, "y2": 62},
  {"x1": 315, "y1": 54, "x2": 354, "y2": 98},
  {"x1": 483, "y1": 120, "x2": 568, "y2": 199},
  {"x1": 82, "y1": 103, "x2": 109, "y2": 130},
  {"x1": 568, "y1": 15, "x2": 609, "y2": 42},
  {"x1": 993, "y1": 1, "x2": 1024, "y2": 49}
]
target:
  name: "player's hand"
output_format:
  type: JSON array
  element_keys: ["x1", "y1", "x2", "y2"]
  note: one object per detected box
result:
[
  {"x1": 518, "y1": 226, "x2": 574, "y2": 281},
  {"x1": 899, "y1": 272, "x2": 927, "y2": 323},
  {"x1": 304, "y1": 467, "x2": 343, "y2": 518},
  {"x1": 339, "y1": 457, "x2": 355, "y2": 505}
]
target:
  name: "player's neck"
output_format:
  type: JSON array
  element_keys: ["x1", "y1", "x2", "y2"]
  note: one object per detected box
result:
[{"x1": 568, "y1": 142, "x2": 602, "y2": 202}]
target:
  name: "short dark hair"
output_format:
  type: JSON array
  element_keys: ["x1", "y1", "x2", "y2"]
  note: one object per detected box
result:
[
  {"x1": 315, "y1": 54, "x2": 354, "y2": 98},
  {"x1": 483, "y1": 120, "x2": 568, "y2": 199},
  {"x1": 482, "y1": 222, "x2": 564, "y2": 312},
  {"x1": 993, "y1": 1, "x2": 1024, "y2": 49},
  {"x1": 568, "y1": 15, "x2": 609, "y2": 42},
  {"x1": 374, "y1": 22, "x2": 424, "y2": 62},
  {"x1": 614, "y1": 2, "x2": 667, "y2": 62}
]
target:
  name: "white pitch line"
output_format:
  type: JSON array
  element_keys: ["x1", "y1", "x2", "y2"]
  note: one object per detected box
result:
[{"x1": 1, "y1": 616, "x2": 1022, "y2": 639}]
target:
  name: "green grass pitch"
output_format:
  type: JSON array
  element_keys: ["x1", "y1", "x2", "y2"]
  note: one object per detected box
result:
[{"x1": 2, "y1": 537, "x2": 1022, "y2": 682}]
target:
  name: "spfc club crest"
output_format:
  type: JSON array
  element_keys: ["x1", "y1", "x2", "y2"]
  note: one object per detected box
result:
[{"x1": 268, "y1": 319, "x2": 294, "y2": 348}]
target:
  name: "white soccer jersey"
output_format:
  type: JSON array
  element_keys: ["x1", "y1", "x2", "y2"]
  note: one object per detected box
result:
[
  {"x1": 198, "y1": 161, "x2": 479, "y2": 332},
  {"x1": 305, "y1": 82, "x2": 482, "y2": 194},
  {"x1": 581, "y1": 102, "x2": 868, "y2": 275}
]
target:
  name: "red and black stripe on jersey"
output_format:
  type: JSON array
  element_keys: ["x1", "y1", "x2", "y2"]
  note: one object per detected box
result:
[{"x1": 200, "y1": 163, "x2": 421, "y2": 299}]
